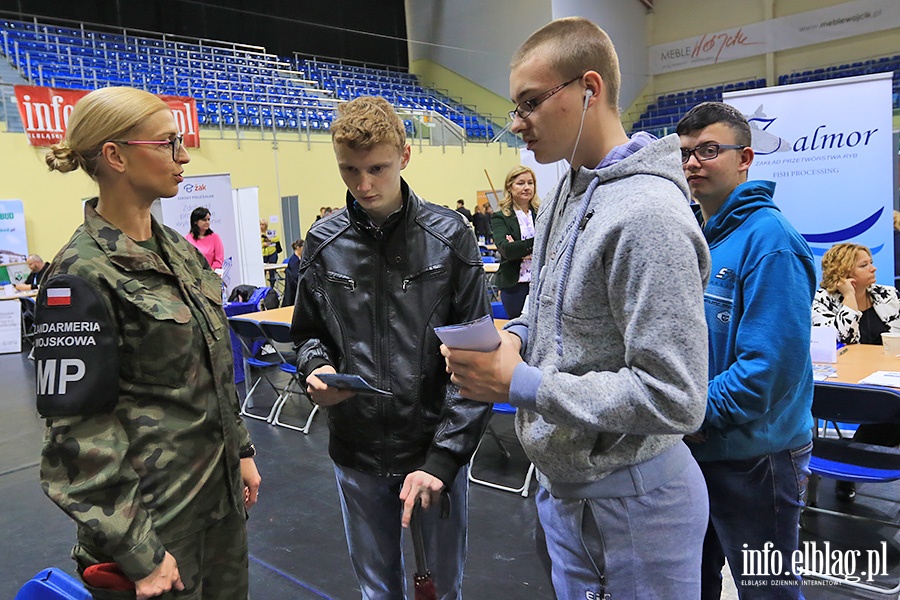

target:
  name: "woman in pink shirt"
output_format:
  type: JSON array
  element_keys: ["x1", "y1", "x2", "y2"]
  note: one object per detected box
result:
[{"x1": 185, "y1": 206, "x2": 225, "y2": 270}]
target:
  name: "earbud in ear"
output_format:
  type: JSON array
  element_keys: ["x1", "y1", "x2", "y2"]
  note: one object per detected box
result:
[{"x1": 583, "y1": 89, "x2": 593, "y2": 109}]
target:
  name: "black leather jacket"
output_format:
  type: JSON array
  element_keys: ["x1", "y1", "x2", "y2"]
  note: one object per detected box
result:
[{"x1": 292, "y1": 181, "x2": 491, "y2": 485}]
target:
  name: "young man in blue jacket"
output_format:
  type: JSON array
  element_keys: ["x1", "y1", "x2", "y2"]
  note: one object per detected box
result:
[{"x1": 677, "y1": 102, "x2": 816, "y2": 600}]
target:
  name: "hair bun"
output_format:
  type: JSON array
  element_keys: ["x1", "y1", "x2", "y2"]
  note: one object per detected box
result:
[{"x1": 45, "y1": 142, "x2": 81, "y2": 173}]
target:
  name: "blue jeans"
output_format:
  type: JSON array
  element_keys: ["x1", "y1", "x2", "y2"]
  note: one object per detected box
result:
[
  {"x1": 698, "y1": 443, "x2": 812, "y2": 600},
  {"x1": 536, "y1": 455, "x2": 709, "y2": 599},
  {"x1": 333, "y1": 464, "x2": 468, "y2": 600}
]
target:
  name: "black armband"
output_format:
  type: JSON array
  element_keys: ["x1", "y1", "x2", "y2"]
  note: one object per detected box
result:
[
  {"x1": 239, "y1": 444, "x2": 256, "y2": 459},
  {"x1": 34, "y1": 274, "x2": 120, "y2": 418}
]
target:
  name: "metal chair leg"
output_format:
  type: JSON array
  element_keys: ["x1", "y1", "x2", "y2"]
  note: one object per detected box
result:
[{"x1": 271, "y1": 379, "x2": 319, "y2": 434}]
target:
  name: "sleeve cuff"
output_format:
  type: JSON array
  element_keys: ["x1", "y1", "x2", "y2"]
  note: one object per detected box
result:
[
  {"x1": 508, "y1": 362, "x2": 541, "y2": 411},
  {"x1": 505, "y1": 324, "x2": 529, "y2": 353},
  {"x1": 114, "y1": 528, "x2": 166, "y2": 581},
  {"x1": 303, "y1": 358, "x2": 331, "y2": 380},
  {"x1": 420, "y1": 448, "x2": 459, "y2": 488}
]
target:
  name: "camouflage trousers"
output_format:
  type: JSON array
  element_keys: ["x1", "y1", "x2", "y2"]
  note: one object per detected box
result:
[{"x1": 74, "y1": 509, "x2": 249, "y2": 599}]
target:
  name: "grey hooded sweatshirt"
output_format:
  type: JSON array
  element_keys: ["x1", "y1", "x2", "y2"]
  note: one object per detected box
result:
[{"x1": 507, "y1": 134, "x2": 711, "y2": 498}]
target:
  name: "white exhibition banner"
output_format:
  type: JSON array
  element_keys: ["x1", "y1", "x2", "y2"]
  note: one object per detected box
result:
[
  {"x1": 232, "y1": 187, "x2": 265, "y2": 289},
  {"x1": 650, "y1": 0, "x2": 899, "y2": 74},
  {"x1": 0, "y1": 199, "x2": 28, "y2": 264},
  {"x1": 155, "y1": 174, "x2": 244, "y2": 294},
  {"x1": 519, "y1": 149, "x2": 570, "y2": 205},
  {"x1": 724, "y1": 72, "x2": 894, "y2": 284},
  {"x1": 0, "y1": 299, "x2": 21, "y2": 354}
]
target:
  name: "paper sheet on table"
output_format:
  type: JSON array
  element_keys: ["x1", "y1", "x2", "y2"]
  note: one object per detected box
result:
[
  {"x1": 858, "y1": 371, "x2": 900, "y2": 388},
  {"x1": 434, "y1": 315, "x2": 501, "y2": 351},
  {"x1": 810, "y1": 325, "x2": 837, "y2": 363},
  {"x1": 812, "y1": 364, "x2": 837, "y2": 382}
]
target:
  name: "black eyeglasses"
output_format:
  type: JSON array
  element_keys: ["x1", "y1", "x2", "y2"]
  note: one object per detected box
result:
[
  {"x1": 111, "y1": 135, "x2": 185, "y2": 161},
  {"x1": 681, "y1": 142, "x2": 745, "y2": 164},
  {"x1": 509, "y1": 75, "x2": 584, "y2": 121}
]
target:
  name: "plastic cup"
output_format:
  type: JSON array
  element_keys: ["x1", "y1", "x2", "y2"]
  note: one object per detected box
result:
[{"x1": 881, "y1": 332, "x2": 900, "y2": 355}]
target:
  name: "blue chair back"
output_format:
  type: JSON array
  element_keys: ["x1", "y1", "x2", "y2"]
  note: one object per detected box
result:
[
  {"x1": 15, "y1": 568, "x2": 91, "y2": 600},
  {"x1": 493, "y1": 402, "x2": 516, "y2": 415},
  {"x1": 491, "y1": 301, "x2": 508, "y2": 320},
  {"x1": 811, "y1": 382, "x2": 900, "y2": 475}
]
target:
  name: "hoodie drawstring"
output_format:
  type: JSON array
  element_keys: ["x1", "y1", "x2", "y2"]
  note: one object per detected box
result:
[{"x1": 553, "y1": 175, "x2": 600, "y2": 356}]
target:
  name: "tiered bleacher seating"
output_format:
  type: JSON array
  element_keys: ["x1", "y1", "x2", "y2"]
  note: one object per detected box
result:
[
  {"x1": 631, "y1": 78, "x2": 766, "y2": 136},
  {"x1": 633, "y1": 53, "x2": 900, "y2": 137},
  {"x1": 778, "y1": 55, "x2": 900, "y2": 108},
  {"x1": 0, "y1": 18, "x2": 501, "y2": 141},
  {"x1": 299, "y1": 58, "x2": 496, "y2": 140}
]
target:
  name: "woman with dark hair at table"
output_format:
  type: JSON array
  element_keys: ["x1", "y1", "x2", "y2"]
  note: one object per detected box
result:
[
  {"x1": 812, "y1": 242, "x2": 900, "y2": 501},
  {"x1": 281, "y1": 238, "x2": 304, "y2": 307},
  {"x1": 185, "y1": 206, "x2": 225, "y2": 270},
  {"x1": 491, "y1": 165, "x2": 539, "y2": 319}
]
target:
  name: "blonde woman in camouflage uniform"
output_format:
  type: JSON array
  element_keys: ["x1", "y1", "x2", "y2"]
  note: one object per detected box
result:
[{"x1": 35, "y1": 87, "x2": 261, "y2": 600}]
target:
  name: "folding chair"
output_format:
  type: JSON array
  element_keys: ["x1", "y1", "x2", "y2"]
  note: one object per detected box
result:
[
  {"x1": 490, "y1": 301, "x2": 508, "y2": 320},
  {"x1": 801, "y1": 381, "x2": 900, "y2": 595},
  {"x1": 258, "y1": 320, "x2": 319, "y2": 434},
  {"x1": 21, "y1": 296, "x2": 37, "y2": 343},
  {"x1": 468, "y1": 403, "x2": 535, "y2": 497},
  {"x1": 228, "y1": 317, "x2": 284, "y2": 422}
]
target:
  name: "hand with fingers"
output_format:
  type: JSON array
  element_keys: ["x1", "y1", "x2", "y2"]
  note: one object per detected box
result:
[
  {"x1": 135, "y1": 552, "x2": 184, "y2": 600},
  {"x1": 241, "y1": 457, "x2": 261, "y2": 509},
  {"x1": 399, "y1": 470, "x2": 445, "y2": 528},
  {"x1": 307, "y1": 365, "x2": 355, "y2": 406}
]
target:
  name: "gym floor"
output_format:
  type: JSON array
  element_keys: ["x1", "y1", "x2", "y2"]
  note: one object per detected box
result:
[{"x1": 2, "y1": 347, "x2": 897, "y2": 599}]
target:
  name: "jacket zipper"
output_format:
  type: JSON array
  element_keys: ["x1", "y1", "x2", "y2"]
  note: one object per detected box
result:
[
  {"x1": 324, "y1": 272, "x2": 356, "y2": 291},
  {"x1": 401, "y1": 265, "x2": 447, "y2": 290},
  {"x1": 375, "y1": 249, "x2": 390, "y2": 475}
]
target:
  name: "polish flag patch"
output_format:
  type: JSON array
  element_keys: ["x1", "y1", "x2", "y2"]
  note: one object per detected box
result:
[{"x1": 46, "y1": 287, "x2": 72, "y2": 307}]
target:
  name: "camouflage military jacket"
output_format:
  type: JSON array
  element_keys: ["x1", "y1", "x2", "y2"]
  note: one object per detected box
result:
[{"x1": 35, "y1": 198, "x2": 253, "y2": 581}]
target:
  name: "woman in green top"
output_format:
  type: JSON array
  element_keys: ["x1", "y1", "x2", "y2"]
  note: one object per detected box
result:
[{"x1": 490, "y1": 165, "x2": 540, "y2": 318}]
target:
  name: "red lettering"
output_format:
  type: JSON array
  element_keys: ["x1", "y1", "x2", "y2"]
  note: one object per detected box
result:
[{"x1": 690, "y1": 27, "x2": 764, "y2": 64}]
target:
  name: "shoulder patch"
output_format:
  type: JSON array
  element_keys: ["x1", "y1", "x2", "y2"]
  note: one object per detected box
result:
[{"x1": 34, "y1": 274, "x2": 120, "y2": 418}]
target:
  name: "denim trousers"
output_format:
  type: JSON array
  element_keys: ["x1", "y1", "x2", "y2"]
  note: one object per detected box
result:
[
  {"x1": 536, "y1": 456, "x2": 709, "y2": 600},
  {"x1": 698, "y1": 443, "x2": 812, "y2": 600},
  {"x1": 333, "y1": 463, "x2": 468, "y2": 600}
]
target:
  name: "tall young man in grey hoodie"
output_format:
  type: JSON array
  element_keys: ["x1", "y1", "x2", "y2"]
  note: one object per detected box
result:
[{"x1": 443, "y1": 17, "x2": 712, "y2": 600}]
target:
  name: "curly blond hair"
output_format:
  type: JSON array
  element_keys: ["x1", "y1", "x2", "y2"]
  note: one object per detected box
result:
[
  {"x1": 820, "y1": 243, "x2": 871, "y2": 293},
  {"x1": 331, "y1": 96, "x2": 405, "y2": 152}
]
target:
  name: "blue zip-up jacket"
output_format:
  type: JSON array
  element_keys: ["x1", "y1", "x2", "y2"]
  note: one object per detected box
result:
[{"x1": 691, "y1": 180, "x2": 815, "y2": 462}]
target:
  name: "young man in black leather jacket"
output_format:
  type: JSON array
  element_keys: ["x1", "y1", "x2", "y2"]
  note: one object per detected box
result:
[{"x1": 291, "y1": 96, "x2": 491, "y2": 599}]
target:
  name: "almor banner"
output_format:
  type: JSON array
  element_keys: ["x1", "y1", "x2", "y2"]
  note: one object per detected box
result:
[
  {"x1": 724, "y1": 72, "x2": 895, "y2": 284},
  {"x1": 13, "y1": 85, "x2": 199, "y2": 147}
]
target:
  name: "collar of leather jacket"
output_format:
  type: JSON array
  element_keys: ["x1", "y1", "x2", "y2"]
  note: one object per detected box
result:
[{"x1": 346, "y1": 179, "x2": 412, "y2": 241}]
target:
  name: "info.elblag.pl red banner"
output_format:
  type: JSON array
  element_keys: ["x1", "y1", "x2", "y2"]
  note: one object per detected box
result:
[{"x1": 14, "y1": 85, "x2": 200, "y2": 148}]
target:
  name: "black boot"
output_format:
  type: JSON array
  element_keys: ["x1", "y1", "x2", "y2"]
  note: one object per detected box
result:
[{"x1": 835, "y1": 480, "x2": 856, "y2": 502}]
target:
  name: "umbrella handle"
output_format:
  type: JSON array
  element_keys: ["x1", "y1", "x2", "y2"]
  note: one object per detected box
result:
[{"x1": 411, "y1": 499, "x2": 429, "y2": 574}]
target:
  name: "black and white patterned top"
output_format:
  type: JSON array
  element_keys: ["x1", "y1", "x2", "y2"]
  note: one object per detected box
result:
[{"x1": 812, "y1": 284, "x2": 900, "y2": 344}]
